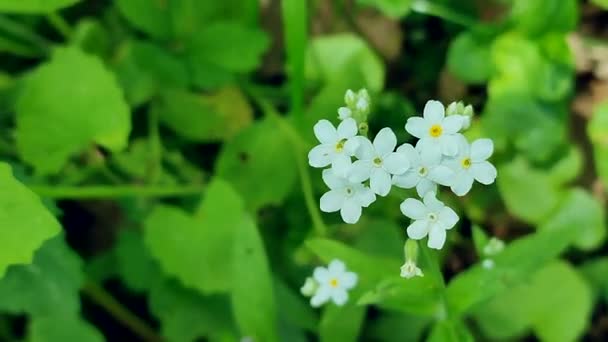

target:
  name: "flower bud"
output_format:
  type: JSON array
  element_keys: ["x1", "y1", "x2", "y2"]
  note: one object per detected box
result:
[
  {"x1": 344, "y1": 89, "x2": 356, "y2": 107},
  {"x1": 404, "y1": 238, "x2": 419, "y2": 263},
  {"x1": 483, "y1": 237, "x2": 504, "y2": 256},
  {"x1": 300, "y1": 277, "x2": 318, "y2": 297},
  {"x1": 337, "y1": 107, "x2": 352, "y2": 120}
]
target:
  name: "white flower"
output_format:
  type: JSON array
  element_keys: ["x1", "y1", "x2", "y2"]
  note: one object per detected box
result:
[
  {"x1": 445, "y1": 136, "x2": 497, "y2": 196},
  {"x1": 320, "y1": 168, "x2": 376, "y2": 224},
  {"x1": 483, "y1": 237, "x2": 504, "y2": 256},
  {"x1": 349, "y1": 128, "x2": 410, "y2": 196},
  {"x1": 405, "y1": 100, "x2": 465, "y2": 156},
  {"x1": 308, "y1": 118, "x2": 359, "y2": 174},
  {"x1": 310, "y1": 259, "x2": 358, "y2": 307},
  {"x1": 400, "y1": 192, "x2": 459, "y2": 250},
  {"x1": 392, "y1": 143, "x2": 454, "y2": 197},
  {"x1": 400, "y1": 260, "x2": 424, "y2": 279},
  {"x1": 481, "y1": 259, "x2": 495, "y2": 269}
]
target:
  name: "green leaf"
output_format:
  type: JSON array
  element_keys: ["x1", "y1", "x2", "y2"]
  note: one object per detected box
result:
[
  {"x1": 588, "y1": 101, "x2": 608, "y2": 187},
  {"x1": 366, "y1": 312, "x2": 430, "y2": 342},
  {"x1": 16, "y1": 47, "x2": 131, "y2": 174},
  {"x1": 580, "y1": 257, "x2": 608, "y2": 303},
  {"x1": 358, "y1": 277, "x2": 441, "y2": 316},
  {"x1": 186, "y1": 21, "x2": 269, "y2": 89},
  {"x1": 0, "y1": 235, "x2": 83, "y2": 316},
  {"x1": 0, "y1": 0, "x2": 79, "y2": 13},
  {"x1": 144, "y1": 178, "x2": 245, "y2": 294},
  {"x1": 231, "y1": 216, "x2": 278, "y2": 342},
  {"x1": 540, "y1": 188, "x2": 606, "y2": 251},
  {"x1": 497, "y1": 158, "x2": 564, "y2": 224},
  {"x1": 114, "y1": 229, "x2": 163, "y2": 292},
  {"x1": 215, "y1": 118, "x2": 297, "y2": 210},
  {"x1": 320, "y1": 304, "x2": 365, "y2": 342},
  {"x1": 511, "y1": 0, "x2": 578, "y2": 36},
  {"x1": 115, "y1": 0, "x2": 171, "y2": 39},
  {"x1": 275, "y1": 279, "x2": 318, "y2": 332},
  {"x1": 157, "y1": 87, "x2": 253, "y2": 142},
  {"x1": 356, "y1": 0, "x2": 412, "y2": 18},
  {"x1": 447, "y1": 31, "x2": 492, "y2": 84},
  {"x1": 547, "y1": 145, "x2": 583, "y2": 186},
  {"x1": 71, "y1": 19, "x2": 111, "y2": 58},
  {"x1": 474, "y1": 262, "x2": 592, "y2": 342},
  {"x1": 150, "y1": 279, "x2": 236, "y2": 342},
  {"x1": 305, "y1": 33, "x2": 385, "y2": 92},
  {"x1": 427, "y1": 319, "x2": 474, "y2": 342},
  {"x1": 592, "y1": 0, "x2": 608, "y2": 9},
  {"x1": 282, "y1": 0, "x2": 307, "y2": 115},
  {"x1": 29, "y1": 315, "x2": 104, "y2": 342},
  {"x1": 0, "y1": 163, "x2": 61, "y2": 277}
]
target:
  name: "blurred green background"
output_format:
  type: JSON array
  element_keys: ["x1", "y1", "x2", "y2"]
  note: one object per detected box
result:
[{"x1": 0, "y1": 0, "x2": 607, "y2": 341}]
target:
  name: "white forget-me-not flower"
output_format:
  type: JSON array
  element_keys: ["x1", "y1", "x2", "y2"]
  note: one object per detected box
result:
[
  {"x1": 405, "y1": 100, "x2": 464, "y2": 157},
  {"x1": 308, "y1": 118, "x2": 359, "y2": 175},
  {"x1": 392, "y1": 143, "x2": 454, "y2": 197},
  {"x1": 445, "y1": 135, "x2": 497, "y2": 196},
  {"x1": 310, "y1": 259, "x2": 358, "y2": 307},
  {"x1": 320, "y1": 168, "x2": 376, "y2": 224}
]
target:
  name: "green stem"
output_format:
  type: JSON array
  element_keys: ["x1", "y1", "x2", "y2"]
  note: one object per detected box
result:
[
  {"x1": 411, "y1": 0, "x2": 479, "y2": 28},
  {"x1": 419, "y1": 244, "x2": 450, "y2": 320},
  {"x1": 46, "y1": 13, "x2": 72, "y2": 40},
  {"x1": 30, "y1": 184, "x2": 204, "y2": 199},
  {"x1": 147, "y1": 107, "x2": 162, "y2": 184},
  {"x1": 0, "y1": 15, "x2": 49, "y2": 55},
  {"x1": 82, "y1": 281, "x2": 162, "y2": 342}
]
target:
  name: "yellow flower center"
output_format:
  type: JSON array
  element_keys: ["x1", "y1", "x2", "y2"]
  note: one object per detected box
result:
[
  {"x1": 373, "y1": 157, "x2": 383, "y2": 166},
  {"x1": 429, "y1": 124, "x2": 443, "y2": 137},
  {"x1": 461, "y1": 157, "x2": 472, "y2": 169},
  {"x1": 329, "y1": 278, "x2": 339, "y2": 288},
  {"x1": 335, "y1": 139, "x2": 347, "y2": 152}
]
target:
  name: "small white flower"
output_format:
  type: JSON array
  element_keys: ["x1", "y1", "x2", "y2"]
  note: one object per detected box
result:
[
  {"x1": 400, "y1": 192, "x2": 459, "y2": 250},
  {"x1": 349, "y1": 128, "x2": 410, "y2": 196},
  {"x1": 405, "y1": 100, "x2": 465, "y2": 156},
  {"x1": 400, "y1": 260, "x2": 424, "y2": 279},
  {"x1": 445, "y1": 136, "x2": 497, "y2": 196},
  {"x1": 481, "y1": 259, "x2": 495, "y2": 269},
  {"x1": 308, "y1": 118, "x2": 359, "y2": 175},
  {"x1": 300, "y1": 277, "x2": 318, "y2": 296},
  {"x1": 392, "y1": 143, "x2": 454, "y2": 197},
  {"x1": 320, "y1": 168, "x2": 376, "y2": 224},
  {"x1": 483, "y1": 237, "x2": 505, "y2": 256},
  {"x1": 310, "y1": 259, "x2": 358, "y2": 307}
]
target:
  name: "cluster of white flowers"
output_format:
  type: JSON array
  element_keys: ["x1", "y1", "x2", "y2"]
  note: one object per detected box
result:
[
  {"x1": 301, "y1": 259, "x2": 358, "y2": 307},
  {"x1": 308, "y1": 90, "x2": 497, "y2": 250}
]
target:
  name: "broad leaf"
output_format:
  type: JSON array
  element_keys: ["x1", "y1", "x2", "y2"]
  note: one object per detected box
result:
[{"x1": 0, "y1": 0, "x2": 80, "y2": 13}]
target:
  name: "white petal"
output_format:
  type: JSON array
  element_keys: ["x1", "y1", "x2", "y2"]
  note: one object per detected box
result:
[
  {"x1": 383, "y1": 152, "x2": 410, "y2": 175},
  {"x1": 328, "y1": 259, "x2": 346, "y2": 274},
  {"x1": 354, "y1": 187, "x2": 376, "y2": 207},
  {"x1": 330, "y1": 288, "x2": 348, "y2": 306},
  {"x1": 428, "y1": 165, "x2": 455, "y2": 186},
  {"x1": 330, "y1": 155, "x2": 352, "y2": 177},
  {"x1": 427, "y1": 224, "x2": 447, "y2": 250},
  {"x1": 416, "y1": 138, "x2": 442, "y2": 158},
  {"x1": 320, "y1": 190, "x2": 344, "y2": 213},
  {"x1": 370, "y1": 168, "x2": 392, "y2": 196},
  {"x1": 393, "y1": 171, "x2": 419, "y2": 189},
  {"x1": 405, "y1": 117, "x2": 429, "y2": 138},
  {"x1": 416, "y1": 179, "x2": 437, "y2": 197},
  {"x1": 451, "y1": 172, "x2": 474, "y2": 196},
  {"x1": 313, "y1": 120, "x2": 338, "y2": 144},
  {"x1": 471, "y1": 161, "x2": 497, "y2": 185},
  {"x1": 407, "y1": 220, "x2": 430, "y2": 240},
  {"x1": 423, "y1": 100, "x2": 445, "y2": 123},
  {"x1": 310, "y1": 286, "x2": 331, "y2": 307},
  {"x1": 397, "y1": 143, "x2": 420, "y2": 166},
  {"x1": 400, "y1": 198, "x2": 427, "y2": 220},
  {"x1": 418, "y1": 143, "x2": 442, "y2": 166},
  {"x1": 470, "y1": 139, "x2": 494, "y2": 162},
  {"x1": 349, "y1": 160, "x2": 373, "y2": 182},
  {"x1": 373, "y1": 128, "x2": 398, "y2": 156},
  {"x1": 337, "y1": 118, "x2": 358, "y2": 138},
  {"x1": 422, "y1": 192, "x2": 444, "y2": 212},
  {"x1": 439, "y1": 206, "x2": 459, "y2": 230},
  {"x1": 442, "y1": 115, "x2": 463, "y2": 134},
  {"x1": 322, "y1": 169, "x2": 346, "y2": 189},
  {"x1": 343, "y1": 137, "x2": 360, "y2": 156},
  {"x1": 313, "y1": 267, "x2": 330, "y2": 282},
  {"x1": 308, "y1": 145, "x2": 333, "y2": 168},
  {"x1": 340, "y1": 199, "x2": 362, "y2": 224},
  {"x1": 440, "y1": 134, "x2": 460, "y2": 156},
  {"x1": 340, "y1": 272, "x2": 358, "y2": 289},
  {"x1": 353, "y1": 136, "x2": 375, "y2": 160},
  {"x1": 338, "y1": 107, "x2": 352, "y2": 120}
]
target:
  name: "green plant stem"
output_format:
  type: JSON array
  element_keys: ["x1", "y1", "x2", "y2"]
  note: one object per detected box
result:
[
  {"x1": 0, "y1": 15, "x2": 49, "y2": 55},
  {"x1": 411, "y1": 0, "x2": 479, "y2": 28},
  {"x1": 30, "y1": 184, "x2": 205, "y2": 199},
  {"x1": 82, "y1": 281, "x2": 162, "y2": 342},
  {"x1": 147, "y1": 108, "x2": 162, "y2": 184},
  {"x1": 419, "y1": 244, "x2": 451, "y2": 320},
  {"x1": 46, "y1": 12, "x2": 72, "y2": 40}
]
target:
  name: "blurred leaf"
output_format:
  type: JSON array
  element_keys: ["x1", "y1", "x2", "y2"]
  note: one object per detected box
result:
[
  {"x1": 186, "y1": 21, "x2": 269, "y2": 89},
  {"x1": 547, "y1": 145, "x2": 582, "y2": 186},
  {"x1": 0, "y1": 163, "x2": 61, "y2": 277},
  {"x1": 0, "y1": 235, "x2": 83, "y2": 316},
  {"x1": 144, "y1": 178, "x2": 245, "y2": 294},
  {"x1": 29, "y1": 315, "x2": 104, "y2": 342},
  {"x1": 427, "y1": 319, "x2": 474, "y2": 342},
  {"x1": 471, "y1": 225, "x2": 489, "y2": 257},
  {"x1": 588, "y1": 101, "x2": 608, "y2": 187},
  {"x1": 275, "y1": 279, "x2": 318, "y2": 332},
  {"x1": 282, "y1": 0, "x2": 307, "y2": 115},
  {"x1": 447, "y1": 31, "x2": 492, "y2": 84},
  {"x1": 497, "y1": 157, "x2": 564, "y2": 224},
  {"x1": 354, "y1": 219, "x2": 403, "y2": 260},
  {"x1": 16, "y1": 47, "x2": 131, "y2": 174},
  {"x1": 231, "y1": 216, "x2": 278, "y2": 342},
  {"x1": 71, "y1": 19, "x2": 111, "y2": 58},
  {"x1": 320, "y1": 304, "x2": 365, "y2": 342},
  {"x1": 305, "y1": 34, "x2": 385, "y2": 92},
  {"x1": 474, "y1": 261, "x2": 592, "y2": 342},
  {"x1": 580, "y1": 257, "x2": 608, "y2": 303},
  {"x1": 215, "y1": 118, "x2": 297, "y2": 210},
  {"x1": 115, "y1": 0, "x2": 171, "y2": 39},
  {"x1": 358, "y1": 277, "x2": 441, "y2": 316},
  {"x1": 129, "y1": 40, "x2": 188, "y2": 88},
  {"x1": 510, "y1": 0, "x2": 578, "y2": 36},
  {"x1": 158, "y1": 87, "x2": 253, "y2": 142},
  {"x1": 0, "y1": 0, "x2": 79, "y2": 13},
  {"x1": 115, "y1": 229, "x2": 163, "y2": 293},
  {"x1": 540, "y1": 188, "x2": 606, "y2": 251},
  {"x1": 366, "y1": 312, "x2": 430, "y2": 342},
  {"x1": 592, "y1": 0, "x2": 608, "y2": 9},
  {"x1": 150, "y1": 279, "x2": 236, "y2": 342},
  {"x1": 356, "y1": 0, "x2": 412, "y2": 18}
]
